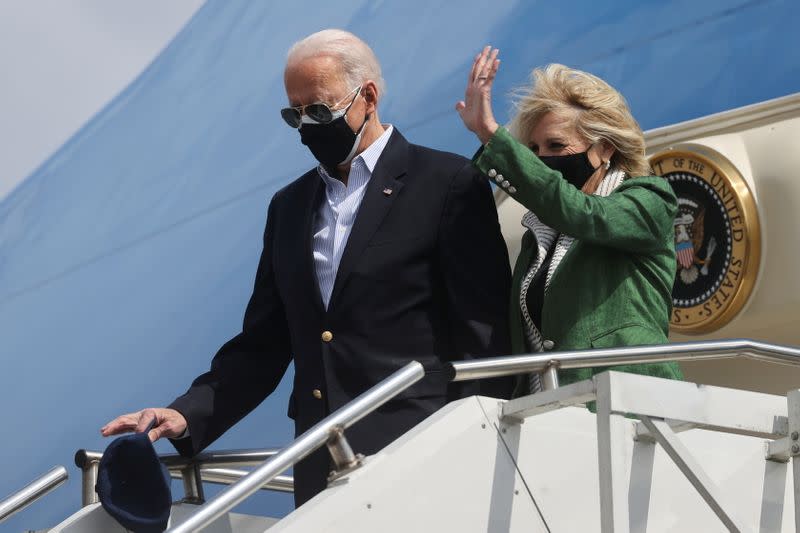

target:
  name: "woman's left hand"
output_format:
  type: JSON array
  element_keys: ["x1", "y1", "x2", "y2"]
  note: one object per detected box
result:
[{"x1": 456, "y1": 46, "x2": 501, "y2": 145}]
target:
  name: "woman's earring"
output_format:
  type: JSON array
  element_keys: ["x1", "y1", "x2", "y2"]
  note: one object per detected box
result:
[{"x1": 604, "y1": 160, "x2": 611, "y2": 170}]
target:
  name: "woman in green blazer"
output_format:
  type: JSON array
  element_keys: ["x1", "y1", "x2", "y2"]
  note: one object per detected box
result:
[{"x1": 456, "y1": 47, "x2": 682, "y2": 392}]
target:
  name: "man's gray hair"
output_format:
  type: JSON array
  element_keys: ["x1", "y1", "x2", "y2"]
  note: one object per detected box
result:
[{"x1": 287, "y1": 29, "x2": 386, "y2": 97}]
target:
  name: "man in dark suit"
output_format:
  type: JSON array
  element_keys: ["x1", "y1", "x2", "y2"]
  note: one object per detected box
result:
[{"x1": 102, "y1": 29, "x2": 511, "y2": 507}]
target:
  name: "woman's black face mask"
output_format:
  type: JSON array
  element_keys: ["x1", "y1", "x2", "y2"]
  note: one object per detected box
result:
[{"x1": 537, "y1": 150, "x2": 599, "y2": 190}]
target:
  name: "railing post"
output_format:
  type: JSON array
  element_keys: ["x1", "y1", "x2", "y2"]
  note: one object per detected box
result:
[
  {"x1": 326, "y1": 426, "x2": 364, "y2": 481},
  {"x1": 595, "y1": 373, "x2": 630, "y2": 533},
  {"x1": 541, "y1": 360, "x2": 560, "y2": 391},
  {"x1": 82, "y1": 462, "x2": 99, "y2": 507},
  {"x1": 181, "y1": 464, "x2": 206, "y2": 504},
  {"x1": 74, "y1": 450, "x2": 101, "y2": 506}
]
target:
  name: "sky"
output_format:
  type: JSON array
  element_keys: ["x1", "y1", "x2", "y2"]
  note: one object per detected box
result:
[{"x1": 0, "y1": 0, "x2": 205, "y2": 199}]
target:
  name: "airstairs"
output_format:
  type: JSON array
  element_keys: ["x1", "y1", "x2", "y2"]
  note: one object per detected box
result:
[{"x1": 4, "y1": 339, "x2": 800, "y2": 532}]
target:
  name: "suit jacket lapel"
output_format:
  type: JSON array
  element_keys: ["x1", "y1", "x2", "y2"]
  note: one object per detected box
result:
[
  {"x1": 327, "y1": 130, "x2": 408, "y2": 309},
  {"x1": 300, "y1": 174, "x2": 325, "y2": 314}
]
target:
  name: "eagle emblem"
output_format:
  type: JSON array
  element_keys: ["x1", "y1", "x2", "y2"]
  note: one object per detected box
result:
[
  {"x1": 651, "y1": 145, "x2": 759, "y2": 333},
  {"x1": 674, "y1": 197, "x2": 716, "y2": 285}
]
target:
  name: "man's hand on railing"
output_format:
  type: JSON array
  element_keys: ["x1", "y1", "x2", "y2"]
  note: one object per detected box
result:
[{"x1": 101, "y1": 408, "x2": 187, "y2": 443}]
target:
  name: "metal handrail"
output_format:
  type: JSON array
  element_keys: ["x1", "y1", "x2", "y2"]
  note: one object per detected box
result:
[
  {"x1": 160, "y1": 448, "x2": 281, "y2": 468},
  {"x1": 169, "y1": 468, "x2": 294, "y2": 493},
  {"x1": 75, "y1": 447, "x2": 288, "y2": 506},
  {"x1": 448, "y1": 338, "x2": 800, "y2": 383},
  {"x1": 166, "y1": 361, "x2": 425, "y2": 533},
  {"x1": 75, "y1": 447, "x2": 282, "y2": 471},
  {"x1": 87, "y1": 339, "x2": 797, "y2": 530},
  {"x1": 0, "y1": 466, "x2": 68, "y2": 524}
]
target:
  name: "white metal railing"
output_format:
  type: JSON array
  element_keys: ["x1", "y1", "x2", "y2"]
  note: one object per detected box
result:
[
  {"x1": 112, "y1": 338, "x2": 800, "y2": 531},
  {"x1": 169, "y1": 467, "x2": 294, "y2": 493},
  {"x1": 498, "y1": 370, "x2": 795, "y2": 532},
  {"x1": 448, "y1": 338, "x2": 800, "y2": 388},
  {"x1": 166, "y1": 360, "x2": 424, "y2": 533},
  {"x1": 75, "y1": 447, "x2": 290, "y2": 506},
  {"x1": 446, "y1": 338, "x2": 800, "y2": 533},
  {"x1": 0, "y1": 466, "x2": 68, "y2": 524}
]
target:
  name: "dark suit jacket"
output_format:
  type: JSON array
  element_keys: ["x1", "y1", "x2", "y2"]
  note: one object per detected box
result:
[{"x1": 169, "y1": 129, "x2": 512, "y2": 505}]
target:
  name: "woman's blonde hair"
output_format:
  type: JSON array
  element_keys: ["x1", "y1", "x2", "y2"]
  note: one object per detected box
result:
[{"x1": 508, "y1": 64, "x2": 651, "y2": 177}]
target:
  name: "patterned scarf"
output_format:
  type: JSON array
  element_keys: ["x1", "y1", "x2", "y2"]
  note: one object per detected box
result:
[{"x1": 519, "y1": 168, "x2": 626, "y2": 393}]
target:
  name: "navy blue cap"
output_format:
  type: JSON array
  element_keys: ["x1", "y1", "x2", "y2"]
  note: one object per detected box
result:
[{"x1": 96, "y1": 420, "x2": 172, "y2": 532}]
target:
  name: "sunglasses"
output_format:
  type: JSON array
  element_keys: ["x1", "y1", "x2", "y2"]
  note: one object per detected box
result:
[{"x1": 280, "y1": 85, "x2": 362, "y2": 128}]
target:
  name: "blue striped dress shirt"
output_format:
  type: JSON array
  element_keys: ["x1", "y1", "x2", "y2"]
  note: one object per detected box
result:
[{"x1": 313, "y1": 125, "x2": 394, "y2": 308}]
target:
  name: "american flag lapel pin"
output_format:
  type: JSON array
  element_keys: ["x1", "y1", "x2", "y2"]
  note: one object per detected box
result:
[{"x1": 383, "y1": 188, "x2": 393, "y2": 196}]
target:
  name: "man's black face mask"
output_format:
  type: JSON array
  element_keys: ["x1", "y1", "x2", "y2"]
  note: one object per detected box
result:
[
  {"x1": 296, "y1": 85, "x2": 369, "y2": 167},
  {"x1": 299, "y1": 111, "x2": 370, "y2": 167}
]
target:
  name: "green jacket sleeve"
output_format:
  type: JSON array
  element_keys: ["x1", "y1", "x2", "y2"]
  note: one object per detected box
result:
[{"x1": 474, "y1": 126, "x2": 677, "y2": 254}]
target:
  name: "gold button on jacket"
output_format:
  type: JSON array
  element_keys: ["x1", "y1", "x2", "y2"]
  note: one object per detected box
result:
[
  {"x1": 312, "y1": 389, "x2": 322, "y2": 400},
  {"x1": 321, "y1": 331, "x2": 333, "y2": 342}
]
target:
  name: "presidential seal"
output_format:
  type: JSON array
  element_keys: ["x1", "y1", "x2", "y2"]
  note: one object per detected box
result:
[{"x1": 650, "y1": 144, "x2": 760, "y2": 334}]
